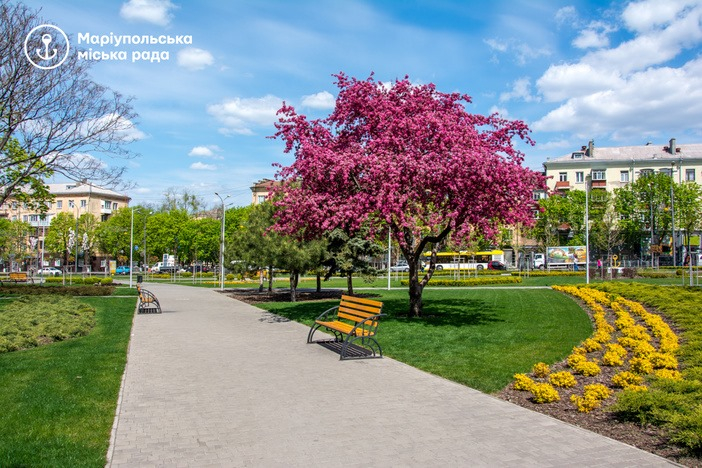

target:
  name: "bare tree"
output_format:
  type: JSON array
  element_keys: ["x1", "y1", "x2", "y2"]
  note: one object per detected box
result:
[{"x1": 0, "y1": 1, "x2": 138, "y2": 206}]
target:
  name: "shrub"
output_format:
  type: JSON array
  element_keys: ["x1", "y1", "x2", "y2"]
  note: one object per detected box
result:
[
  {"x1": 530, "y1": 383, "x2": 560, "y2": 403},
  {"x1": 649, "y1": 352, "x2": 678, "y2": 370},
  {"x1": 602, "y1": 351, "x2": 624, "y2": 367},
  {"x1": 571, "y1": 394, "x2": 602, "y2": 413},
  {"x1": 549, "y1": 371, "x2": 577, "y2": 388},
  {"x1": 402, "y1": 276, "x2": 522, "y2": 287},
  {"x1": 612, "y1": 371, "x2": 643, "y2": 388},
  {"x1": 532, "y1": 362, "x2": 550, "y2": 378},
  {"x1": 572, "y1": 361, "x2": 601, "y2": 377},
  {"x1": 582, "y1": 338, "x2": 602, "y2": 352},
  {"x1": 629, "y1": 357, "x2": 654, "y2": 375},
  {"x1": 100, "y1": 277, "x2": 113, "y2": 286},
  {"x1": 654, "y1": 369, "x2": 683, "y2": 381},
  {"x1": 567, "y1": 353, "x2": 587, "y2": 368},
  {"x1": 622, "y1": 267, "x2": 636, "y2": 278},
  {"x1": 583, "y1": 383, "x2": 613, "y2": 400},
  {"x1": 512, "y1": 373, "x2": 535, "y2": 391}
]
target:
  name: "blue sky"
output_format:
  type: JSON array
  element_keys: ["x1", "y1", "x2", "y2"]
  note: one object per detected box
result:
[{"x1": 23, "y1": 0, "x2": 702, "y2": 207}]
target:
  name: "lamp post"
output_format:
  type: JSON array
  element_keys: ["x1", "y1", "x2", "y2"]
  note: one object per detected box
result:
[
  {"x1": 143, "y1": 211, "x2": 152, "y2": 274},
  {"x1": 670, "y1": 162, "x2": 676, "y2": 267},
  {"x1": 214, "y1": 192, "x2": 230, "y2": 290},
  {"x1": 129, "y1": 207, "x2": 134, "y2": 288},
  {"x1": 585, "y1": 174, "x2": 591, "y2": 284}
]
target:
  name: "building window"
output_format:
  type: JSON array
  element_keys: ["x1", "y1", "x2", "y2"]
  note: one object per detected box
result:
[
  {"x1": 113, "y1": 202, "x2": 118, "y2": 210},
  {"x1": 559, "y1": 172, "x2": 567, "y2": 182},
  {"x1": 257, "y1": 195, "x2": 266, "y2": 203},
  {"x1": 686, "y1": 169, "x2": 695, "y2": 181},
  {"x1": 660, "y1": 168, "x2": 672, "y2": 176},
  {"x1": 11, "y1": 215, "x2": 16, "y2": 221},
  {"x1": 640, "y1": 169, "x2": 654, "y2": 177},
  {"x1": 80, "y1": 199, "x2": 87, "y2": 208},
  {"x1": 620, "y1": 171, "x2": 629, "y2": 183},
  {"x1": 68, "y1": 200, "x2": 75, "y2": 208},
  {"x1": 575, "y1": 172, "x2": 584, "y2": 183},
  {"x1": 23, "y1": 215, "x2": 28, "y2": 222},
  {"x1": 11, "y1": 201, "x2": 17, "y2": 209},
  {"x1": 56, "y1": 200, "x2": 62, "y2": 209},
  {"x1": 103, "y1": 200, "x2": 111, "y2": 209},
  {"x1": 30, "y1": 214, "x2": 38, "y2": 222},
  {"x1": 592, "y1": 169, "x2": 606, "y2": 181}
]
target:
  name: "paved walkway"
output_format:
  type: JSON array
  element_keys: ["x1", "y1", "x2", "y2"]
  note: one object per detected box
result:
[{"x1": 108, "y1": 283, "x2": 676, "y2": 467}]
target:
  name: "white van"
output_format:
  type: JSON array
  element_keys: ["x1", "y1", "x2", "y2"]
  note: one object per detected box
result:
[{"x1": 533, "y1": 253, "x2": 545, "y2": 269}]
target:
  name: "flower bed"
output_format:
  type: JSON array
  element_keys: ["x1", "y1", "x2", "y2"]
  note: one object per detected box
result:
[
  {"x1": 509, "y1": 286, "x2": 681, "y2": 415},
  {"x1": 400, "y1": 276, "x2": 522, "y2": 287}
]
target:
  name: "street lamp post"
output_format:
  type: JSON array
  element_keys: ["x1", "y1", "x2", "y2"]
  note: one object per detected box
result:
[
  {"x1": 143, "y1": 211, "x2": 152, "y2": 274},
  {"x1": 129, "y1": 207, "x2": 134, "y2": 288},
  {"x1": 670, "y1": 162, "x2": 676, "y2": 267},
  {"x1": 214, "y1": 192, "x2": 230, "y2": 290},
  {"x1": 585, "y1": 174, "x2": 591, "y2": 284}
]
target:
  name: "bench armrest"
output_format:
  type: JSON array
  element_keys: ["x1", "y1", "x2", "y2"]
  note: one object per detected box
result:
[
  {"x1": 314, "y1": 305, "x2": 339, "y2": 321},
  {"x1": 349, "y1": 313, "x2": 386, "y2": 336}
]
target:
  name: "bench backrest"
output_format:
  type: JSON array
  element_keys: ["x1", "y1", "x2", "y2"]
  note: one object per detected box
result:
[
  {"x1": 9, "y1": 272, "x2": 27, "y2": 279},
  {"x1": 338, "y1": 295, "x2": 383, "y2": 327}
]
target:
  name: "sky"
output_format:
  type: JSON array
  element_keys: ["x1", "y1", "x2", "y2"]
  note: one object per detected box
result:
[{"x1": 20, "y1": 0, "x2": 702, "y2": 208}]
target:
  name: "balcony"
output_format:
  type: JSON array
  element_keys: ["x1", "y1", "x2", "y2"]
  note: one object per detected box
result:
[
  {"x1": 555, "y1": 181, "x2": 571, "y2": 190},
  {"x1": 591, "y1": 180, "x2": 607, "y2": 188}
]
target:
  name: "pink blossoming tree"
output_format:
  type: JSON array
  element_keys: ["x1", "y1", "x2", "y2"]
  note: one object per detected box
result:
[{"x1": 272, "y1": 73, "x2": 545, "y2": 317}]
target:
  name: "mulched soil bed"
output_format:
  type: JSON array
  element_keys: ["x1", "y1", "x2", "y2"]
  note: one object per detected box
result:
[{"x1": 227, "y1": 288, "x2": 700, "y2": 467}]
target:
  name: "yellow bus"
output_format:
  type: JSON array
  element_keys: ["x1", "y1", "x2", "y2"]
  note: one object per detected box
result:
[{"x1": 423, "y1": 250, "x2": 505, "y2": 271}]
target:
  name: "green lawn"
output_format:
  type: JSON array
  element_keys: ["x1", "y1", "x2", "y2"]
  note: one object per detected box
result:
[
  {"x1": 258, "y1": 288, "x2": 593, "y2": 393},
  {"x1": 0, "y1": 296, "x2": 136, "y2": 467}
]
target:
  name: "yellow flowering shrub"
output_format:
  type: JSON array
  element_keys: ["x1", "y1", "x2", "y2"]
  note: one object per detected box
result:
[
  {"x1": 513, "y1": 373, "x2": 535, "y2": 391},
  {"x1": 629, "y1": 357, "x2": 654, "y2": 375},
  {"x1": 624, "y1": 384, "x2": 648, "y2": 392},
  {"x1": 570, "y1": 394, "x2": 601, "y2": 413},
  {"x1": 582, "y1": 338, "x2": 603, "y2": 352},
  {"x1": 530, "y1": 383, "x2": 560, "y2": 403},
  {"x1": 606, "y1": 343, "x2": 627, "y2": 357},
  {"x1": 654, "y1": 369, "x2": 683, "y2": 381},
  {"x1": 611, "y1": 371, "x2": 643, "y2": 388},
  {"x1": 617, "y1": 336, "x2": 639, "y2": 349},
  {"x1": 567, "y1": 353, "x2": 587, "y2": 368},
  {"x1": 592, "y1": 329, "x2": 611, "y2": 344},
  {"x1": 532, "y1": 362, "x2": 550, "y2": 378},
  {"x1": 632, "y1": 341, "x2": 656, "y2": 358},
  {"x1": 620, "y1": 324, "x2": 651, "y2": 342},
  {"x1": 571, "y1": 346, "x2": 587, "y2": 356},
  {"x1": 649, "y1": 352, "x2": 678, "y2": 370},
  {"x1": 602, "y1": 350, "x2": 624, "y2": 367},
  {"x1": 572, "y1": 360, "x2": 601, "y2": 376},
  {"x1": 583, "y1": 383, "x2": 612, "y2": 400},
  {"x1": 549, "y1": 371, "x2": 577, "y2": 388}
]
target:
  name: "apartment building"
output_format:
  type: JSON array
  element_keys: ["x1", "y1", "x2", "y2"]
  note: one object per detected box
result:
[
  {"x1": 543, "y1": 138, "x2": 702, "y2": 193},
  {"x1": 0, "y1": 180, "x2": 130, "y2": 271},
  {"x1": 250, "y1": 178, "x2": 279, "y2": 205}
]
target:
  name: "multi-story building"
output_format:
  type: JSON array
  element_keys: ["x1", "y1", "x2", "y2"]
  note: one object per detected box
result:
[
  {"x1": 543, "y1": 138, "x2": 702, "y2": 193},
  {"x1": 0, "y1": 180, "x2": 130, "y2": 271},
  {"x1": 250, "y1": 178, "x2": 280, "y2": 205}
]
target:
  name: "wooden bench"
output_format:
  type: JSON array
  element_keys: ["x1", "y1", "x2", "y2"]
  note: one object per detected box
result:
[
  {"x1": 307, "y1": 295, "x2": 385, "y2": 360},
  {"x1": 136, "y1": 284, "x2": 161, "y2": 314},
  {"x1": 5, "y1": 272, "x2": 34, "y2": 284}
]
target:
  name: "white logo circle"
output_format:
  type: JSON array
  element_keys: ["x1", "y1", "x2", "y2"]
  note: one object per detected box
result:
[{"x1": 23, "y1": 24, "x2": 70, "y2": 70}]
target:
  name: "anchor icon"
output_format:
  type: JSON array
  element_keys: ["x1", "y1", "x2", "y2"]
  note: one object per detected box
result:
[{"x1": 36, "y1": 33, "x2": 57, "y2": 61}]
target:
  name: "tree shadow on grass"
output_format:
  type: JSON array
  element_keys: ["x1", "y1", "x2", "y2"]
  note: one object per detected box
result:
[{"x1": 382, "y1": 297, "x2": 504, "y2": 328}]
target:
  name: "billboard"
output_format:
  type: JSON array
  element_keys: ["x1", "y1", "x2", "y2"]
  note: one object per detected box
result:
[{"x1": 547, "y1": 246, "x2": 586, "y2": 266}]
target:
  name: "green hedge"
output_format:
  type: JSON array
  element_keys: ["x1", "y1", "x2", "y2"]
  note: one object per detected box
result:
[
  {"x1": 401, "y1": 276, "x2": 522, "y2": 287},
  {"x1": 0, "y1": 284, "x2": 115, "y2": 296},
  {"x1": 45, "y1": 277, "x2": 113, "y2": 286},
  {"x1": 510, "y1": 271, "x2": 585, "y2": 277}
]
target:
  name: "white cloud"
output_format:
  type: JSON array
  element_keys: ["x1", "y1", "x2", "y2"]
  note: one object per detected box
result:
[
  {"x1": 622, "y1": 0, "x2": 696, "y2": 33},
  {"x1": 301, "y1": 91, "x2": 335, "y2": 109},
  {"x1": 188, "y1": 145, "x2": 223, "y2": 159},
  {"x1": 190, "y1": 162, "x2": 216, "y2": 171},
  {"x1": 81, "y1": 114, "x2": 146, "y2": 142},
  {"x1": 573, "y1": 21, "x2": 615, "y2": 49},
  {"x1": 534, "y1": 1, "x2": 702, "y2": 141},
  {"x1": 499, "y1": 77, "x2": 539, "y2": 103},
  {"x1": 207, "y1": 95, "x2": 283, "y2": 135},
  {"x1": 488, "y1": 105, "x2": 509, "y2": 118},
  {"x1": 555, "y1": 6, "x2": 578, "y2": 27},
  {"x1": 484, "y1": 37, "x2": 550, "y2": 65},
  {"x1": 120, "y1": 0, "x2": 176, "y2": 26},
  {"x1": 177, "y1": 48, "x2": 215, "y2": 71}
]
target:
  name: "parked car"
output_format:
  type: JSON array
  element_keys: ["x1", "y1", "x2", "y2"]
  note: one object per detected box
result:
[
  {"x1": 115, "y1": 266, "x2": 130, "y2": 275},
  {"x1": 37, "y1": 267, "x2": 62, "y2": 276},
  {"x1": 487, "y1": 260, "x2": 507, "y2": 270},
  {"x1": 187, "y1": 264, "x2": 210, "y2": 273},
  {"x1": 390, "y1": 261, "x2": 410, "y2": 272}
]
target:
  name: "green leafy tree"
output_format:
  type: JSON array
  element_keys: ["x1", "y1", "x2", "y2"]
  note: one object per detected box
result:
[
  {"x1": 590, "y1": 198, "x2": 624, "y2": 265},
  {"x1": 0, "y1": 137, "x2": 54, "y2": 210},
  {"x1": 95, "y1": 208, "x2": 132, "y2": 264},
  {"x1": 45, "y1": 212, "x2": 75, "y2": 268},
  {"x1": 0, "y1": 219, "x2": 31, "y2": 270},
  {"x1": 674, "y1": 182, "x2": 702, "y2": 261},
  {"x1": 324, "y1": 228, "x2": 382, "y2": 295}
]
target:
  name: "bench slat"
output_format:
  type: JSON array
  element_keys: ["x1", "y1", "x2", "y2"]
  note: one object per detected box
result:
[
  {"x1": 341, "y1": 295, "x2": 382, "y2": 308},
  {"x1": 338, "y1": 306, "x2": 378, "y2": 318},
  {"x1": 339, "y1": 301, "x2": 381, "y2": 315},
  {"x1": 316, "y1": 320, "x2": 374, "y2": 337}
]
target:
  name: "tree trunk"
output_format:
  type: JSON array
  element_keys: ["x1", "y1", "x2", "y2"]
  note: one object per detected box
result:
[
  {"x1": 268, "y1": 264, "x2": 273, "y2": 292},
  {"x1": 258, "y1": 268, "x2": 264, "y2": 292},
  {"x1": 346, "y1": 272, "x2": 354, "y2": 295},
  {"x1": 289, "y1": 270, "x2": 299, "y2": 302},
  {"x1": 407, "y1": 255, "x2": 426, "y2": 317},
  {"x1": 316, "y1": 271, "x2": 321, "y2": 293}
]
